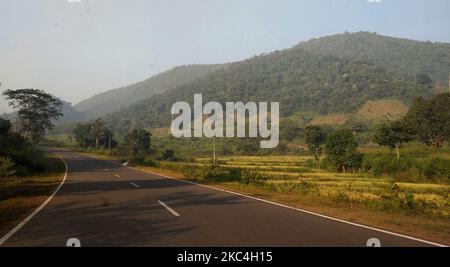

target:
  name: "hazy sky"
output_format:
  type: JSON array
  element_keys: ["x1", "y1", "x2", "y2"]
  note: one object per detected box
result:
[{"x1": 1, "y1": 0, "x2": 450, "y2": 112}]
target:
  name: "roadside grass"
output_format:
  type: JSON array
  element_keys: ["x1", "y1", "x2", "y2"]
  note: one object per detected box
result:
[{"x1": 0, "y1": 155, "x2": 65, "y2": 237}]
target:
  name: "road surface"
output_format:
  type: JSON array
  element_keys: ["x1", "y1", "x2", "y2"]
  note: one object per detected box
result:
[{"x1": 0, "y1": 149, "x2": 442, "y2": 247}]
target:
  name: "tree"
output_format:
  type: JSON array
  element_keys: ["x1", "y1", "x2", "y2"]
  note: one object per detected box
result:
[
  {"x1": 90, "y1": 119, "x2": 105, "y2": 149},
  {"x1": 374, "y1": 121, "x2": 414, "y2": 159},
  {"x1": 403, "y1": 93, "x2": 450, "y2": 149},
  {"x1": 304, "y1": 125, "x2": 325, "y2": 165},
  {"x1": 73, "y1": 123, "x2": 95, "y2": 149},
  {"x1": 325, "y1": 129, "x2": 362, "y2": 173},
  {"x1": 73, "y1": 121, "x2": 116, "y2": 149},
  {"x1": 0, "y1": 118, "x2": 12, "y2": 136},
  {"x1": 123, "y1": 129, "x2": 152, "y2": 161},
  {"x1": 3, "y1": 89, "x2": 63, "y2": 142}
]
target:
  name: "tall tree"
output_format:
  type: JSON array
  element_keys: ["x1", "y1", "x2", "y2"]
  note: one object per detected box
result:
[
  {"x1": 374, "y1": 121, "x2": 414, "y2": 159},
  {"x1": 403, "y1": 93, "x2": 450, "y2": 149},
  {"x1": 304, "y1": 125, "x2": 325, "y2": 166},
  {"x1": 3, "y1": 89, "x2": 63, "y2": 142}
]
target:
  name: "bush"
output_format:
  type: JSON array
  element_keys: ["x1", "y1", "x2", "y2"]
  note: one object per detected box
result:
[
  {"x1": 162, "y1": 149, "x2": 177, "y2": 162},
  {"x1": 362, "y1": 154, "x2": 414, "y2": 176},
  {"x1": 143, "y1": 156, "x2": 160, "y2": 168},
  {"x1": 0, "y1": 156, "x2": 16, "y2": 177},
  {"x1": 422, "y1": 158, "x2": 450, "y2": 180}
]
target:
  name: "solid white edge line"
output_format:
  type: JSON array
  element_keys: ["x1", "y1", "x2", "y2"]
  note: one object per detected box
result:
[
  {"x1": 79, "y1": 153, "x2": 448, "y2": 247},
  {"x1": 158, "y1": 200, "x2": 180, "y2": 217},
  {"x1": 0, "y1": 153, "x2": 68, "y2": 247}
]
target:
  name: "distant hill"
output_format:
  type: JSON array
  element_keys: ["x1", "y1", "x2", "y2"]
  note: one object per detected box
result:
[
  {"x1": 104, "y1": 36, "x2": 435, "y2": 133},
  {"x1": 74, "y1": 64, "x2": 226, "y2": 119},
  {"x1": 296, "y1": 32, "x2": 450, "y2": 86}
]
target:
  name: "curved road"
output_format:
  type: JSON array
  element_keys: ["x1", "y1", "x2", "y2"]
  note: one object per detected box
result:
[{"x1": 1, "y1": 149, "x2": 442, "y2": 247}]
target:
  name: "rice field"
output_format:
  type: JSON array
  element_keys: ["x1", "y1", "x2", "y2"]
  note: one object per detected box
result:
[{"x1": 162, "y1": 155, "x2": 450, "y2": 217}]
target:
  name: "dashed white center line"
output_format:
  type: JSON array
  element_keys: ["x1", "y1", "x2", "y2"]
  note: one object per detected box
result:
[
  {"x1": 130, "y1": 182, "x2": 140, "y2": 188},
  {"x1": 158, "y1": 200, "x2": 180, "y2": 217},
  {"x1": 114, "y1": 174, "x2": 121, "y2": 178}
]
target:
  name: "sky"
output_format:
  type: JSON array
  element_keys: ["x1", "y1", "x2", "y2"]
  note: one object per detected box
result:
[{"x1": 1, "y1": 0, "x2": 450, "y2": 112}]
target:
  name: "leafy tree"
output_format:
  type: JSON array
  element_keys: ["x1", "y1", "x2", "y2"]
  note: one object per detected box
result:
[
  {"x1": 325, "y1": 129, "x2": 362, "y2": 173},
  {"x1": 90, "y1": 118, "x2": 105, "y2": 149},
  {"x1": 123, "y1": 129, "x2": 152, "y2": 161},
  {"x1": 3, "y1": 89, "x2": 63, "y2": 142},
  {"x1": 0, "y1": 118, "x2": 44, "y2": 175},
  {"x1": 73, "y1": 121, "x2": 116, "y2": 149},
  {"x1": 304, "y1": 125, "x2": 325, "y2": 165},
  {"x1": 73, "y1": 123, "x2": 95, "y2": 149},
  {"x1": 374, "y1": 121, "x2": 414, "y2": 159},
  {"x1": 0, "y1": 118, "x2": 12, "y2": 136},
  {"x1": 403, "y1": 93, "x2": 450, "y2": 149}
]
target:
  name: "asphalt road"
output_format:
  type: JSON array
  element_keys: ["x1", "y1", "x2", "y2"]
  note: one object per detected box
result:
[{"x1": 1, "y1": 149, "x2": 442, "y2": 247}]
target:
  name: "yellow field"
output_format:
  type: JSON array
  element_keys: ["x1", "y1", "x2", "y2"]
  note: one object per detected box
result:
[{"x1": 164, "y1": 155, "x2": 450, "y2": 218}]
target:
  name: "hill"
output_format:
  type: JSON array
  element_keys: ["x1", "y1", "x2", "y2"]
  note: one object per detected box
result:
[
  {"x1": 104, "y1": 39, "x2": 434, "y2": 133},
  {"x1": 74, "y1": 64, "x2": 225, "y2": 119},
  {"x1": 297, "y1": 32, "x2": 450, "y2": 86}
]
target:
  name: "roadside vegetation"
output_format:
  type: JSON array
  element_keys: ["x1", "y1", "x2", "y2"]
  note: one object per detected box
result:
[{"x1": 0, "y1": 89, "x2": 65, "y2": 234}]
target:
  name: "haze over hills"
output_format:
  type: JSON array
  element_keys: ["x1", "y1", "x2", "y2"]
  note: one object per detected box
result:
[
  {"x1": 74, "y1": 64, "x2": 226, "y2": 119},
  {"x1": 102, "y1": 32, "x2": 448, "y2": 134}
]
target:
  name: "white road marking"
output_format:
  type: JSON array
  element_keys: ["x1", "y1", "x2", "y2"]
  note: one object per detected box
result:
[
  {"x1": 158, "y1": 200, "x2": 180, "y2": 217},
  {"x1": 130, "y1": 182, "x2": 140, "y2": 188},
  {"x1": 0, "y1": 154, "x2": 68, "y2": 247},
  {"x1": 104, "y1": 169, "x2": 109, "y2": 172},
  {"x1": 114, "y1": 174, "x2": 121, "y2": 178}
]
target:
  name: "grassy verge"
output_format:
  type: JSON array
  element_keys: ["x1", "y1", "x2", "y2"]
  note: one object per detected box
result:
[{"x1": 0, "y1": 155, "x2": 65, "y2": 237}]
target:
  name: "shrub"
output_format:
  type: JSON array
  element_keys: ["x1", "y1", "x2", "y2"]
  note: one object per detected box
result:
[
  {"x1": 422, "y1": 158, "x2": 450, "y2": 180},
  {"x1": 143, "y1": 156, "x2": 160, "y2": 168},
  {"x1": 0, "y1": 156, "x2": 16, "y2": 177},
  {"x1": 362, "y1": 154, "x2": 414, "y2": 176}
]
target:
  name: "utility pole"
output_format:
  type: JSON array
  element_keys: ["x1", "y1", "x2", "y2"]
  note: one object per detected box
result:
[{"x1": 213, "y1": 137, "x2": 216, "y2": 165}]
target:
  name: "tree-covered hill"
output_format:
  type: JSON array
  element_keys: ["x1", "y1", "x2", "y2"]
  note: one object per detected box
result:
[
  {"x1": 105, "y1": 45, "x2": 432, "y2": 133},
  {"x1": 74, "y1": 64, "x2": 226, "y2": 119},
  {"x1": 296, "y1": 32, "x2": 450, "y2": 86}
]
